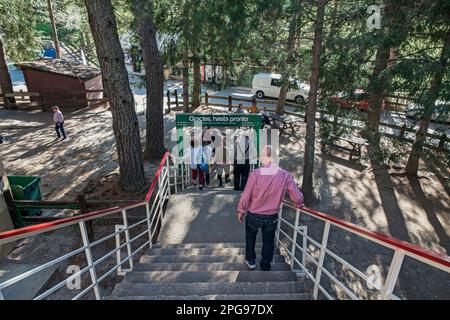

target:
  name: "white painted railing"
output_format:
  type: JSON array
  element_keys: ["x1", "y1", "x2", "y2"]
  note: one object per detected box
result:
[
  {"x1": 0, "y1": 152, "x2": 191, "y2": 300},
  {"x1": 276, "y1": 201, "x2": 450, "y2": 300}
]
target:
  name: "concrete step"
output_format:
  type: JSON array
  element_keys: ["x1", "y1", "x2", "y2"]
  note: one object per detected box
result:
[
  {"x1": 139, "y1": 254, "x2": 286, "y2": 264},
  {"x1": 153, "y1": 243, "x2": 256, "y2": 249},
  {"x1": 111, "y1": 281, "x2": 306, "y2": 297},
  {"x1": 123, "y1": 271, "x2": 298, "y2": 283},
  {"x1": 148, "y1": 247, "x2": 281, "y2": 256},
  {"x1": 105, "y1": 293, "x2": 311, "y2": 300},
  {"x1": 134, "y1": 262, "x2": 292, "y2": 272}
]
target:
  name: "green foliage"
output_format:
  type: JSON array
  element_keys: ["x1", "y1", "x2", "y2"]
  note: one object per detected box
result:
[{"x1": 0, "y1": 0, "x2": 46, "y2": 61}]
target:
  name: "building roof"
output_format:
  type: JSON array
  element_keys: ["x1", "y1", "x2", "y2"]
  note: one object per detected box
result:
[{"x1": 15, "y1": 59, "x2": 101, "y2": 81}]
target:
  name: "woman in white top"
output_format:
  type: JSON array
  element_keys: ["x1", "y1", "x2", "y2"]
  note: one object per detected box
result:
[{"x1": 185, "y1": 137, "x2": 210, "y2": 190}]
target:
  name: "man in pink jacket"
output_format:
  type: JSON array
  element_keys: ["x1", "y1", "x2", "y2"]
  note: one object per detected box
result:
[{"x1": 237, "y1": 145, "x2": 304, "y2": 271}]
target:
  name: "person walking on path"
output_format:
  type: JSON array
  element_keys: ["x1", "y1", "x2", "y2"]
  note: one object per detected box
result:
[
  {"x1": 237, "y1": 146, "x2": 304, "y2": 271},
  {"x1": 52, "y1": 106, "x2": 67, "y2": 140}
]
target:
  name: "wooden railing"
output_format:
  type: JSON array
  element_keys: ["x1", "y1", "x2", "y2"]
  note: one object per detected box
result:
[
  {"x1": 202, "y1": 93, "x2": 450, "y2": 153},
  {"x1": 0, "y1": 90, "x2": 108, "y2": 110}
]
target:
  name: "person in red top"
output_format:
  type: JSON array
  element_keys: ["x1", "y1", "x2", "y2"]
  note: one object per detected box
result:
[{"x1": 237, "y1": 145, "x2": 304, "y2": 271}]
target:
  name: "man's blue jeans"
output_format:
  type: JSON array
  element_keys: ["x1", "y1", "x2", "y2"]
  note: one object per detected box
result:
[
  {"x1": 245, "y1": 212, "x2": 278, "y2": 271},
  {"x1": 55, "y1": 122, "x2": 66, "y2": 139}
]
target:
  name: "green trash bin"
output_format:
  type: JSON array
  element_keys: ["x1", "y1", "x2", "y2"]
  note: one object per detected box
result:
[{"x1": 7, "y1": 176, "x2": 43, "y2": 216}]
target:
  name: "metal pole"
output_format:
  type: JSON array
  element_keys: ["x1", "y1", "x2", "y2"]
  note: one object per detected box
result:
[
  {"x1": 174, "y1": 165, "x2": 178, "y2": 193},
  {"x1": 276, "y1": 203, "x2": 283, "y2": 244},
  {"x1": 313, "y1": 221, "x2": 330, "y2": 300},
  {"x1": 121, "y1": 209, "x2": 133, "y2": 270},
  {"x1": 380, "y1": 249, "x2": 405, "y2": 300},
  {"x1": 181, "y1": 162, "x2": 185, "y2": 191},
  {"x1": 290, "y1": 209, "x2": 300, "y2": 269},
  {"x1": 166, "y1": 159, "x2": 171, "y2": 197},
  {"x1": 166, "y1": 90, "x2": 171, "y2": 113},
  {"x1": 79, "y1": 220, "x2": 101, "y2": 300},
  {"x1": 145, "y1": 202, "x2": 152, "y2": 250}
]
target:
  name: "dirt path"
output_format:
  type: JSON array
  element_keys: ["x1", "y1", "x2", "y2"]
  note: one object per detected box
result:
[{"x1": 0, "y1": 107, "x2": 176, "y2": 210}]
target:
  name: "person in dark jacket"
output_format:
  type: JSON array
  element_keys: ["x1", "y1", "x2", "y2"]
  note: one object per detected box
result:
[{"x1": 233, "y1": 130, "x2": 257, "y2": 191}]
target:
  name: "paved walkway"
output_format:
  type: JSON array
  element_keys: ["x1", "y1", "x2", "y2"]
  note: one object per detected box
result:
[{"x1": 159, "y1": 187, "x2": 253, "y2": 244}]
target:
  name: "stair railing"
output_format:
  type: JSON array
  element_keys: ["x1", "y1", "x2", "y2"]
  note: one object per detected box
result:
[
  {"x1": 276, "y1": 201, "x2": 450, "y2": 300},
  {"x1": 0, "y1": 152, "x2": 191, "y2": 300}
]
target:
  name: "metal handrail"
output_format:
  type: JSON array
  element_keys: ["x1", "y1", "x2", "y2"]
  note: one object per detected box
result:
[
  {"x1": 0, "y1": 152, "x2": 191, "y2": 300},
  {"x1": 1, "y1": 150, "x2": 448, "y2": 299},
  {"x1": 277, "y1": 201, "x2": 450, "y2": 300}
]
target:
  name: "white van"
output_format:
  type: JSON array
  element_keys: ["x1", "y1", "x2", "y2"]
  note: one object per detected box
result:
[{"x1": 251, "y1": 73, "x2": 309, "y2": 104}]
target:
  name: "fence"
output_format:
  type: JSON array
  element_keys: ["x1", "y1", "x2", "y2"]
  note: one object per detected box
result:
[
  {"x1": 0, "y1": 152, "x2": 191, "y2": 300},
  {"x1": 276, "y1": 201, "x2": 450, "y2": 300},
  {"x1": 0, "y1": 152, "x2": 448, "y2": 299},
  {"x1": 0, "y1": 90, "x2": 108, "y2": 110},
  {"x1": 203, "y1": 93, "x2": 450, "y2": 153}
]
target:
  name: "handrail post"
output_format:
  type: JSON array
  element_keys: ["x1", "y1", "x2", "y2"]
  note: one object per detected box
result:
[
  {"x1": 276, "y1": 203, "x2": 283, "y2": 244},
  {"x1": 79, "y1": 220, "x2": 101, "y2": 300},
  {"x1": 166, "y1": 90, "x2": 171, "y2": 113},
  {"x1": 174, "y1": 163, "x2": 178, "y2": 193},
  {"x1": 166, "y1": 158, "x2": 171, "y2": 197},
  {"x1": 380, "y1": 249, "x2": 405, "y2": 300},
  {"x1": 313, "y1": 221, "x2": 331, "y2": 300},
  {"x1": 174, "y1": 89, "x2": 179, "y2": 109},
  {"x1": 181, "y1": 162, "x2": 185, "y2": 191},
  {"x1": 290, "y1": 208, "x2": 300, "y2": 269},
  {"x1": 145, "y1": 202, "x2": 153, "y2": 250},
  {"x1": 158, "y1": 172, "x2": 164, "y2": 218},
  {"x1": 121, "y1": 209, "x2": 134, "y2": 270}
]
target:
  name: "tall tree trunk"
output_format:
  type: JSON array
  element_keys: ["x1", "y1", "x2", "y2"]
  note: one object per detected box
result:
[
  {"x1": 302, "y1": 0, "x2": 326, "y2": 205},
  {"x1": 276, "y1": 6, "x2": 300, "y2": 115},
  {"x1": 366, "y1": 45, "x2": 391, "y2": 142},
  {"x1": 182, "y1": 50, "x2": 190, "y2": 112},
  {"x1": 84, "y1": 0, "x2": 145, "y2": 192},
  {"x1": 192, "y1": 49, "x2": 201, "y2": 110},
  {"x1": 276, "y1": 84, "x2": 289, "y2": 115},
  {"x1": 366, "y1": 0, "x2": 402, "y2": 146},
  {"x1": 406, "y1": 28, "x2": 450, "y2": 175},
  {"x1": 133, "y1": 0, "x2": 165, "y2": 160},
  {"x1": 47, "y1": 0, "x2": 61, "y2": 59},
  {"x1": 0, "y1": 38, "x2": 16, "y2": 108}
]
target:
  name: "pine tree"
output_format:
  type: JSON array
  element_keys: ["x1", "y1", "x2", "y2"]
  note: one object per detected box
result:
[{"x1": 84, "y1": 0, "x2": 146, "y2": 192}]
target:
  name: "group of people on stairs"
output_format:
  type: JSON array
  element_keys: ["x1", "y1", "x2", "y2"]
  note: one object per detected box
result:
[
  {"x1": 184, "y1": 128, "x2": 304, "y2": 272},
  {"x1": 185, "y1": 128, "x2": 257, "y2": 191}
]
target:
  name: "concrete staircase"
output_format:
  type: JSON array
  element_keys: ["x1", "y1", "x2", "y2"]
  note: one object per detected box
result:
[
  {"x1": 107, "y1": 187, "x2": 310, "y2": 300},
  {"x1": 108, "y1": 243, "x2": 310, "y2": 300}
]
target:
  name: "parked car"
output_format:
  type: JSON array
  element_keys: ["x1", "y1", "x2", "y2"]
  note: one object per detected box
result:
[
  {"x1": 331, "y1": 89, "x2": 386, "y2": 111},
  {"x1": 405, "y1": 100, "x2": 450, "y2": 123},
  {"x1": 251, "y1": 73, "x2": 309, "y2": 104}
]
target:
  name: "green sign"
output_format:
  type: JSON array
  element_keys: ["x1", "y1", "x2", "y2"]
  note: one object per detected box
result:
[{"x1": 176, "y1": 113, "x2": 261, "y2": 128}]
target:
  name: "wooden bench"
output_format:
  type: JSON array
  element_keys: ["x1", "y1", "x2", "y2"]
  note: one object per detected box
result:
[
  {"x1": 321, "y1": 135, "x2": 368, "y2": 160},
  {"x1": 267, "y1": 112, "x2": 302, "y2": 134}
]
